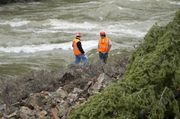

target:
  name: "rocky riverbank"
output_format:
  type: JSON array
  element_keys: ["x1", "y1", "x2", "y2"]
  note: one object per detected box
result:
[{"x1": 0, "y1": 51, "x2": 130, "y2": 119}]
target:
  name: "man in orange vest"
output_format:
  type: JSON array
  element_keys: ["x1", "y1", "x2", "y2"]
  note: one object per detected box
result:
[
  {"x1": 72, "y1": 32, "x2": 88, "y2": 65},
  {"x1": 98, "y1": 31, "x2": 112, "y2": 64}
]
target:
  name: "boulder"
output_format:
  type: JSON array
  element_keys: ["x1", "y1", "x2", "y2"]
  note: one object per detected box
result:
[
  {"x1": 25, "y1": 93, "x2": 43, "y2": 110},
  {"x1": 91, "y1": 73, "x2": 111, "y2": 94}
]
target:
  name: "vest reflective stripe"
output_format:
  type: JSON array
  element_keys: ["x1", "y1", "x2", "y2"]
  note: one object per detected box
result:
[
  {"x1": 73, "y1": 38, "x2": 82, "y2": 55},
  {"x1": 98, "y1": 37, "x2": 109, "y2": 53}
]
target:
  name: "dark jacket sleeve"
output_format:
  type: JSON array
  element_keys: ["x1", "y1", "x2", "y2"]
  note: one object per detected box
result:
[{"x1": 77, "y1": 41, "x2": 85, "y2": 54}]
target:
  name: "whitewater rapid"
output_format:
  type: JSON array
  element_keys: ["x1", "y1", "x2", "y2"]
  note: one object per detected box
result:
[{"x1": 0, "y1": 40, "x2": 98, "y2": 53}]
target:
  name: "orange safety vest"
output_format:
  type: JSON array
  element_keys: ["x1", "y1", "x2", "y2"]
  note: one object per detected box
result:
[
  {"x1": 98, "y1": 37, "x2": 110, "y2": 53},
  {"x1": 72, "y1": 38, "x2": 82, "y2": 56}
]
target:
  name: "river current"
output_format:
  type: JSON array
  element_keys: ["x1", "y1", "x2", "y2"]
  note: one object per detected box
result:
[{"x1": 0, "y1": 0, "x2": 179, "y2": 76}]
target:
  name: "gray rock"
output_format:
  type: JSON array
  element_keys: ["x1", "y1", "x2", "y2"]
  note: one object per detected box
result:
[
  {"x1": 19, "y1": 106, "x2": 35, "y2": 119},
  {"x1": 91, "y1": 73, "x2": 111, "y2": 94},
  {"x1": 37, "y1": 110, "x2": 47, "y2": 119},
  {"x1": 72, "y1": 88, "x2": 83, "y2": 94},
  {"x1": 25, "y1": 93, "x2": 43, "y2": 110},
  {"x1": 68, "y1": 93, "x2": 78, "y2": 103},
  {"x1": 91, "y1": 73, "x2": 105, "y2": 94},
  {"x1": 56, "y1": 87, "x2": 68, "y2": 99}
]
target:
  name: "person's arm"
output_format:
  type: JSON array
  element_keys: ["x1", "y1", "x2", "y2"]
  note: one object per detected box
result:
[
  {"x1": 72, "y1": 41, "x2": 74, "y2": 48},
  {"x1": 108, "y1": 40, "x2": 112, "y2": 51},
  {"x1": 77, "y1": 41, "x2": 85, "y2": 54},
  {"x1": 98, "y1": 40, "x2": 100, "y2": 51}
]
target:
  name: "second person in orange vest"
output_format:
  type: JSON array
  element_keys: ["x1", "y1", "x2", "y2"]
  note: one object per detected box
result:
[
  {"x1": 98, "y1": 31, "x2": 112, "y2": 64},
  {"x1": 72, "y1": 32, "x2": 88, "y2": 65}
]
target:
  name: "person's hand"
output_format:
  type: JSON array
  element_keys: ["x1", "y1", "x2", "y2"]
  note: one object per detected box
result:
[{"x1": 82, "y1": 54, "x2": 87, "y2": 58}]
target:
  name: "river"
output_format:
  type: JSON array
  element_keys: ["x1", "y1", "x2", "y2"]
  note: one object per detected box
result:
[{"x1": 0, "y1": 0, "x2": 179, "y2": 76}]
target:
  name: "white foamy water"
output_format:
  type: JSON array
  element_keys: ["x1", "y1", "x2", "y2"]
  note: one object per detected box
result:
[
  {"x1": 0, "y1": 62, "x2": 8, "y2": 65},
  {"x1": 47, "y1": 19, "x2": 98, "y2": 30},
  {"x1": 118, "y1": 28, "x2": 145, "y2": 37},
  {"x1": 0, "y1": 40, "x2": 98, "y2": 53},
  {"x1": 118, "y1": 7, "x2": 124, "y2": 10},
  {"x1": 169, "y1": 1, "x2": 180, "y2": 5},
  {"x1": 0, "y1": 20, "x2": 30, "y2": 27},
  {"x1": 107, "y1": 24, "x2": 146, "y2": 37}
]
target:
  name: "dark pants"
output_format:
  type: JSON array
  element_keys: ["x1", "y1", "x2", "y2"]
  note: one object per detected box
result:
[{"x1": 99, "y1": 52, "x2": 108, "y2": 64}]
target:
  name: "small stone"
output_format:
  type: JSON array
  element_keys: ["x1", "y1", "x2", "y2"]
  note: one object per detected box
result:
[
  {"x1": 67, "y1": 93, "x2": 79, "y2": 106},
  {"x1": 72, "y1": 88, "x2": 83, "y2": 94},
  {"x1": 68, "y1": 93, "x2": 78, "y2": 101},
  {"x1": 56, "y1": 87, "x2": 68, "y2": 99},
  {"x1": 38, "y1": 110, "x2": 47, "y2": 119},
  {"x1": 79, "y1": 98, "x2": 85, "y2": 102},
  {"x1": 19, "y1": 106, "x2": 35, "y2": 119}
]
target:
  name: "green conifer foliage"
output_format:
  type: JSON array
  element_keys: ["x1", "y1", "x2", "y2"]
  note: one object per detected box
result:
[{"x1": 69, "y1": 10, "x2": 180, "y2": 119}]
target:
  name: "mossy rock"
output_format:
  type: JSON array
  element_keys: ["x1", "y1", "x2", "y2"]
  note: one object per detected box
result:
[{"x1": 69, "y1": 10, "x2": 180, "y2": 119}]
